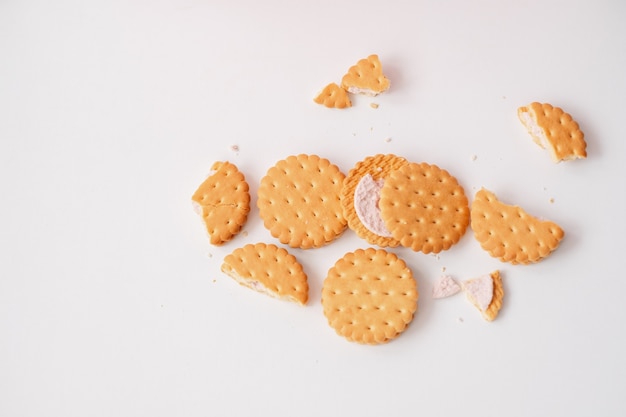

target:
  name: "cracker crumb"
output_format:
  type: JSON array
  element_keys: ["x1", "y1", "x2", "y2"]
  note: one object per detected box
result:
[
  {"x1": 370, "y1": 103, "x2": 379, "y2": 109},
  {"x1": 384, "y1": 137, "x2": 392, "y2": 143},
  {"x1": 470, "y1": 154, "x2": 477, "y2": 161},
  {"x1": 458, "y1": 317, "x2": 464, "y2": 323},
  {"x1": 549, "y1": 198, "x2": 555, "y2": 204},
  {"x1": 207, "y1": 252, "x2": 213, "y2": 258},
  {"x1": 230, "y1": 144, "x2": 240, "y2": 152},
  {"x1": 242, "y1": 230, "x2": 249, "y2": 237},
  {"x1": 213, "y1": 279, "x2": 217, "y2": 283},
  {"x1": 441, "y1": 266, "x2": 446, "y2": 272}
]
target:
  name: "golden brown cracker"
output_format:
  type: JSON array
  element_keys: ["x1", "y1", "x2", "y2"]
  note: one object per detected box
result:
[
  {"x1": 221, "y1": 243, "x2": 308, "y2": 305},
  {"x1": 191, "y1": 161, "x2": 250, "y2": 245},
  {"x1": 517, "y1": 102, "x2": 587, "y2": 162},
  {"x1": 341, "y1": 54, "x2": 390, "y2": 96},
  {"x1": 462, "y1": 271, "x2": 503, "y2": 321},
  {"x1": 340, "y1": 154, "x2": 409, "y2": 247},
  {"x1": 379, "y1": 162, "x2": 470, "y2": 254},
  {"x1": 471, "y1": 188, "x2": 564, "y2": 264},
  {"x1": 321, "y1": 248, "x2": 418, "y2": 344},
  {"x1": 257, "y1": 154, "x2": 347, "y2": 249},
  {"x1": 314, "y1": 82, "x2": 352, "y2": 109}
]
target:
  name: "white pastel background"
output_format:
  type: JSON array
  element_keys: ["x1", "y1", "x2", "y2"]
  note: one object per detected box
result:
[{"x1": 1, "y1": 1, "x2": 625, "y2": 416}]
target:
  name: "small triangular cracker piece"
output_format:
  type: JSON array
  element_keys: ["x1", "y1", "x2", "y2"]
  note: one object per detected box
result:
[
  {"x1": 341, "y1": 54, "x2": 390, "y2": 96},
  {"x1": 517, "y1": 102, "x2": 587, "y2": 163},
  {"x1": 432, "y1": 275, "x2": 461, "y2": 299},
  {"x1": 314, "y1": 82, "x2": 352, "y2": 109},
  {"x1": 462, "y1": 271, "x2": 503, "y2": 321},
  {"x1": 221, "y1": 243, "x2": 309, "y2": 305},
  {"x1": 471, "y1": 188, "x2": 564, "y2": 265},
  {"x1": 191, "y1": 161, "x2": 250, "y2": 245}
]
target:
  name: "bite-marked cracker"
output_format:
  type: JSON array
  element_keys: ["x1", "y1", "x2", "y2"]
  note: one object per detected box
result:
[
  {"x1": 462, "y1": 270, "x2": 503, "y2": 321},
  {"x1": 191, "y1": 161, "x2": 250, "y2": 245},
  {"x1": 321, "y1": 248, "x2": 418, "y2": 344},
  {"x1": 340, "y1": 154, "x2": 409, "y2": 247},
  {"x1": 517, "y1": 102, "x2": 587, "y2": 162},
  {"x1": 341, "y1": 54, "x2": 390, "y2": 96},
  {"x1": 314, "y1": 82, "x2": 352, "y2": 109},
  {"x1": 379, "y1": 162, "x2": 470, "y2": 254},
  {"x1": 221, "y1": 243, "x2": 308, "y2": 305},
  {"x1": 471, "y1": 188, "x2": 564, "y2": 264},
  {"x1": 257, "y1": 154, "x2": 347, "y2": 249}
]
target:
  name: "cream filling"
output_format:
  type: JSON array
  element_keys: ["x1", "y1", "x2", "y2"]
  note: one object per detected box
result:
[
  {"x1": 432, "y1": 275, "x2": 461, "y2": 299},
  {"x1": 520, "y1": 111, "x2": 550, "y2": 149},
  {"x1": 354, "y1": 174, "x2": 393, "y2": 237},
  {"x1": 462, "y1": 274, "x2": 494, "y2": 312}
]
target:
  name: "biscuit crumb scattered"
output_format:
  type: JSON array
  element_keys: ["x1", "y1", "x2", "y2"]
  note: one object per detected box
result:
[
  {"x1": 470, "y1": 154, "x2": 478, "y2": 161},
  {"x1": 458, "y1": 317, "x2": 464, "y2": 323},
  {"x1": 230, "y1": 145, "x2": 239, "y2": 152},
  {"x1": 207, "y1": 253, "x2": 213, "y2": 258},
  {"x1": 212, "y1": 279, "x2": 216, "y2": 283},
  {"x1": 384, "y1": 137, "x2": 392, "y2": 143},
  {"x1": 549, "y1": 198, "x2": 555, "y2": 204},
  {"x1": 370, "y1": 103, "x2": 379, "y2": 109},
  {"x1": 242, "y1": 230, "x2": 249, "y2": 237}
]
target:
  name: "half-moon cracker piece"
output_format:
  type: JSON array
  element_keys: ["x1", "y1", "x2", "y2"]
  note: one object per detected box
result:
[
  {"x1": 517, "y1": 102, "x2": 587, "y2": 162},
  {"x1": 314, "y1": 82, "x2": 352, "y2": 109},
  {"x1": 380, "y1": 162, "x2": 470, "y2": 254},
  {"x1": 340, "y1": 154, "x2": 409, "y2": 247},
  {"x1": 191, "y1": 161, "x2": 250, "y2": 245},
  {"x1": 341, "y1": 54, "x2": 390, "y2": 96},
  {"x1": 321, "y1": 248, "x2": 418, "y2": 344},
  {"x1": 257, "y1": 154, "x2": 347, "y2": 249},
  {"x1": 471, "y1": 188, "x2": 564, "y2": 265},
  {"x1": 221, "y1": 243, "x2": 309, "y2": 305},
  {"x1": 462, "y1": 270, "x2": 503, "y2": 321}
]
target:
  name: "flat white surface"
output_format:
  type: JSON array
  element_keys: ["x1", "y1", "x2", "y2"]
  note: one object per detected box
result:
[{"x1": 1, "y1": 1, "x2": 625, "y2": 416}]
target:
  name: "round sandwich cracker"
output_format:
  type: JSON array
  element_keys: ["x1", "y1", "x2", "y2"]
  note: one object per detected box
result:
[
  {"x1": 191, "y1": 161, "x2": 250, "y2": 246},
  {"x1": 321, "y1": 248, "x2": 418, "y2": 345},
  {"x1": 257, "y1": 154, "x2": 347, "y2": 249},
  {"x1": 379, "y1": 162, "x2": 470, "y2": 254},
  {"x1": 341, "y1": 154, "x2": 409, "y2": 247},
  {"x1": 221, "y1": 243, "x2": 308, "y2": 305},
  {"x1": 470, "y1": 188, "x2": 564, "y2": 264}
]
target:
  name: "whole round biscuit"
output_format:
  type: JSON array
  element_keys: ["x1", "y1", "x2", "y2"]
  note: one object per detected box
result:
[
  {"x1": 257, "y1": 154, "x2": 347, "y2": 249},
  {"x1": 191, "y1": 161, "x2": 250, "y2": 246},
  {"x1": 321, "y1": 248, "x2": 418, "y2": 345},
  {"x1": 379, "y1": 162, "x2": 470, "y2": 254},
  {"x1": 340, "y1": 154, "x2": 409, "y2": 247}
]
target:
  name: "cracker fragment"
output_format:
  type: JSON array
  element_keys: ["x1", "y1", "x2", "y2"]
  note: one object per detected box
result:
[
  {"x1": 191, "y1": 161, "x2": 250, "y2": 245},
  {"x1": 470, "y1": 188, "x2": 564, "y2": 264},
  {"x1": 379, "y1": 162, "x2": 470, "y2": 254},
  {"x1": 258, "y1": 154, "x2": 347, "y2": 249},
  {"x1": 321, "y1": 248, "x2": 418, "y2": 344},
  {"x1": 462, "y1": 271, "x2": 503, "y2": 321},
  {"x1": 221, "y1": 243, "x2": 308, "y2": 305},
  {"x1": 341, "y1": 54, "x2": 390, "y2": 96},
  {"x1": 432, "y1": 275, "x2": 461, "y2": 299},
  {"x1": 314, "y1": 82, "x2": 352, "y2": 109},
  {"x1": 517, "y1": 102, "x2": 587, "y2": 162}
]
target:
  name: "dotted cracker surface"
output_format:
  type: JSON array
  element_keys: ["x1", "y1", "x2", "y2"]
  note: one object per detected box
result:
[
  {"x1": 341, "y1": 54, "x2": 390, "y2": 96},
  {"x1": 341, "y1": 154, "x2": 409, "y2": 247},
  {"x1": 221, "y1": 243, "x2": 308, "y2": 305},
  {"x1": 471, "y1": 188, "x2": 564, "y2": 265},
  {"x1": 314, "y1": 82, "x2": 351, "y2": 109},
  {"x1": 321, "y1": 248, "x2": 418, "y2": 345},
  {"x1": 462, "y1": 271, "x2": 503, "y2": 321},
  {"x1": 518, "y1": 102, "x2": 587, "y2": 162},
  {"x1": 191, "y1": 161, "x2": 250, "y2": 245},
  {"x1": 379, "y1": 162, "x2": 470, "y2": 254},
  {"x1": 257, "y1": 154, "x2": 347, "y2": 249}
]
